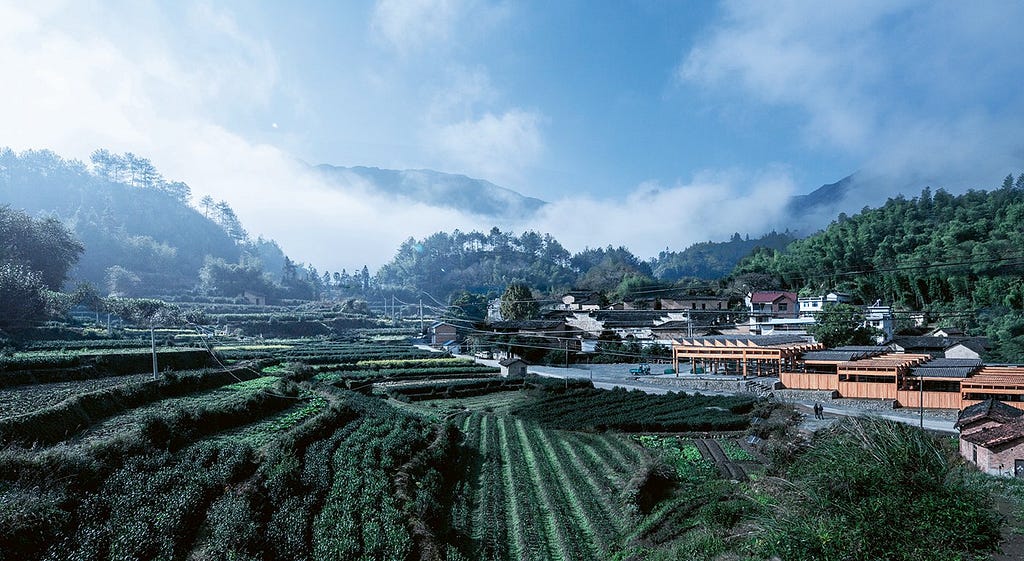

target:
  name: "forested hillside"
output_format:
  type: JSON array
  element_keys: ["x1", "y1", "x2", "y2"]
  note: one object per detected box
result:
[
  {"x1": 654, "y1": 231, "x2": 796, "y2": 281},
  {"x1": 373, "y1": 227, "x2": 797, "y2": 303},
  {"x1": 733, "y1": 174, "x2": 1024, "y2": 360},
  {"x1": 0, "y1": 149, "x2": 291, "y2": 296}
]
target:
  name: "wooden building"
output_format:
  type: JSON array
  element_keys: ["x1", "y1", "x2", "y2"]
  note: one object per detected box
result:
[
  {"x1": 429, "y1": 321, "x2": 458, "y2": 347},
  {"x1": 960, "y1": 366, "x2": 1024, "y2": 410},
  {"x1": 671, "y1": 335, "x2": 821, "y2": 378}
]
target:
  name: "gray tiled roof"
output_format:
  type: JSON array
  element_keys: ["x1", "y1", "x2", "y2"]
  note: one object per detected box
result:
[
  {"x1": 910, "y1": 366, "x2": 978, "y2": 378},
  {"x1": 803, "y1": 350, "x2": 878, "y2": 362},
  {"x1": 917, "y1": 358, "x2": 983, "y2": 369}
]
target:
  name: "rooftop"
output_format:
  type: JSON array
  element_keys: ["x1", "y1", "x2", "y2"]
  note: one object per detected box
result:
[
  {"x1": 961, "y1": 417, "x2": 1024, "y2": 449},
  {"x1": 750, "y1": 291, "x2": 798, "y2": 304},
  {"x1": 675, "y1": 334, "x2": 811, "y2": 347},
  {"x1": 956, "y1": 398, "x2": 1024, "y2": 428}
]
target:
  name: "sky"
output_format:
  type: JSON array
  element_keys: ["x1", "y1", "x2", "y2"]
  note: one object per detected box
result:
[{"x1": 2, "y1": 0, "x2": 1023, "y2": 271}]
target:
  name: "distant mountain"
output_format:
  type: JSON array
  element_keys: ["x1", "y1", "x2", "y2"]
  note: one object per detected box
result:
[
  {"x1": 787, "y1": 173, "x2": 858, "y2": 214},
  {"x1": 314, "y1": 165, "x2": 547, "y2": 219},
  {"x1": 783, "y1": 171, "x2": 935, "y2": 234}
]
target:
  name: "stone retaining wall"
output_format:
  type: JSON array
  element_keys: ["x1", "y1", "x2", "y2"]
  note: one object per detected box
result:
[{"x1": 640, "y1": 376, "x2": 760, "y2": 394}]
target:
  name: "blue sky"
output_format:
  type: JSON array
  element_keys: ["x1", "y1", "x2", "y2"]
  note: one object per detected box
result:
[{"x1": 1, "y1": 1, "x2": 1022, "y2": 269}]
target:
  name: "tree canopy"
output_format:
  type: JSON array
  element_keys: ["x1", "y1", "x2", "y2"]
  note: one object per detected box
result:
[
  {"x1": 0, "y1": 206, "x2": 84, "y2": 329},
  {"x1": 500, "y1": 283, "x2": 539, "y2": 321},
  {"x1": 732, "y1": 176, "x2": 1024, "y2": 359},
  {"x1": 805, "y1": 303, "x2": 879, "y2": 348}
]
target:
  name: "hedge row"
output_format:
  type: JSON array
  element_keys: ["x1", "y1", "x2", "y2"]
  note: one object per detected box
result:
[
  {"x1": 0, "y1": 365, "x2": 264, "y2": 446},
  {"x1": 0, "y1": 349, "x2": 213, "y2": 388},
  {"x1": 387, "y1": 378, "x2": 529, "y2": 401}
]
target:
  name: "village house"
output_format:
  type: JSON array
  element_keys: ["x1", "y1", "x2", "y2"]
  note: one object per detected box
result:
[
  {"x1": 499, "y1": 357, "x2": 528, "y2": 378},
  {"x1": 749, "y1": 290, "x2": 894, "y2": 341},
  {"x1": 564, "y1": 310, "x2": 692, "y2": 345},
  {"x1": 744, "y1": 291, "x2": 809, "y2": 335},
  {"x1": 797, "y1": 292, "x2": 852, "y2": 318},
  {"x1": 428, "y1": 321, "x2": 459, "y2": 347},
  {"x1": 242, "y1": 290, "x2": 266, "y2": 306},
  {"x1": 560, "y1": 290, "x2": 603, "y2": 311},
  {"x1": 890, "y1": 335, "x2": 990, "y2": 359},
  {"x1": 623, "y1": 295, "x2": 729, "y2": 311},
  {"x1": 863, "y1": 304, "x2": 895, "y2": 343},
  {"x1": 956, "y1": 399, "x2": 1024, "y2": 477}
]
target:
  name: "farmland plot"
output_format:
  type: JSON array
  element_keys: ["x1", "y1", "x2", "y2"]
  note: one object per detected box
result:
[{"x1": 453, "y1": 412, "x2": 647, "y2": 560}]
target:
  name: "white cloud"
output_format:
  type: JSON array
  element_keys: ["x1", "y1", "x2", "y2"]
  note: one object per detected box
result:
[
  {"x1": 680, "y1": 0, "x2": 1024, "y2": 190},
  {"x1": 0, "y1": 2, "x2": 495, "y2": 271},
  {"x1": 526, "y1": 169, "x2": 798, "y2": 258},
  {"x1": 371, "y1": 0, "x2": 510, "y2": 55},
  {"x1": 430, "y1": 109, "x2": 545, "y2": 188}
]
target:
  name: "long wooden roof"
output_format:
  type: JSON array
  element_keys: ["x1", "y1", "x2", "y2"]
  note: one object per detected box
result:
[
  {"x1": 672, "y1": 335, "x2": 815, "y2": 349},
  {"x1": 961, "y1": 366, "x2": 1024, "y2": 389},
  {"x1": 838, "y1": 353, "x2": 931, "y2": 371}
]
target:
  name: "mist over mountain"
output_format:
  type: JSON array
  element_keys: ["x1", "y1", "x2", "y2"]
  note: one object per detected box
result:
[
  {"x1": 314, "y1": 164, "x2": 547, "y2": 220},
  {"x1": 0, "y1": 149, "x2": 290, "y2": 296},
  {"x1": 781, "y1": 168, "x2": 1020, "y2": 235}
]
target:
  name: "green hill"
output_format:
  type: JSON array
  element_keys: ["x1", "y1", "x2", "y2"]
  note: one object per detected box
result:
[
  {"x1": 733, "y1": 174, "x2": 1024, "y2": 360},
  {"x1": 0, "y1": 148, "x2": 285, "y2": 296}
]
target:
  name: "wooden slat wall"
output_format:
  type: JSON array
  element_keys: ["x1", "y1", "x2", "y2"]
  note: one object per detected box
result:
[
  {"x1": 896, "y1": 390, "x2": 961, "y2": 409},
  {"x1": 781, "y1": 372, "x2": 838, "y2": 390},
  {"x1": 839, "y1": 381, "x2": 896, "y2": 399}
]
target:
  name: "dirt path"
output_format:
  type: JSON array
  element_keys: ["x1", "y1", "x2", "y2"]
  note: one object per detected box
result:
[
  {"x1": 992, "y1": 494, "x2": 1024, "y2": 561},
  {"x1": 695, "y1": 438, "x2": 750, "y2": 481}
]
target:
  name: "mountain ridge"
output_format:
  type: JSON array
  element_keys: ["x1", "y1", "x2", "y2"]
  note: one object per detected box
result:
[{"x1": 314, "y1": 164, "x2": 547, "y2": 219}]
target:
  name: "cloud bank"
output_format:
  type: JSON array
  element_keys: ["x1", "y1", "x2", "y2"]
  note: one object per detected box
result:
[
  {"x1": 3, "y1": 1, "x2": 1022, "y2": 275},
  {"x1": 680, "y1": 0, "x2": 1024, "y2": 203}
]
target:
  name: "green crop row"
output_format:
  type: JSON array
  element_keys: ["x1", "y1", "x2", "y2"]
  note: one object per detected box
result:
[
  {"x1": 0, "y1": 366, "x2": 265, "y2": 446},
  {"x1": 512, "y1": 387, "x2": 756, "y2": 433}
]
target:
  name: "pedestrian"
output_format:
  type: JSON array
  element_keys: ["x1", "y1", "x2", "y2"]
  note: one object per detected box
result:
[{"x1": 813, "y1": 403, "x2": 822, "y2": 420}]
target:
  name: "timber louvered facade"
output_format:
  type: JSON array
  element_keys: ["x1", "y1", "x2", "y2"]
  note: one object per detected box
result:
[{"x1": 671, "y1": 336, "x2": 1024, "y2": 411}]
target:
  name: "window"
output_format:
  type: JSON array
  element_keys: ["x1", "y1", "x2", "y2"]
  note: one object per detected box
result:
[{"x1": 778, "y1": 303, "x2": 788, "y2": 311}]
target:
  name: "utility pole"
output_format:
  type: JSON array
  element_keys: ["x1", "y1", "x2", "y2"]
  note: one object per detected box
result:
[
  {"x1": 419, "y1": 298, "x2": 424, "y2": 332},
  {"x1": 151, "y1": 323, "x2": 158, "y2": 380},
  {"x1": 919, "y1": 374, "x2": 924, "y2": 428}
]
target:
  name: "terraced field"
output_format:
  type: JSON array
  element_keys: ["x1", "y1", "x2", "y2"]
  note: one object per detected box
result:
[{"x1": 0, "y1": 335, "x2": 770, "y2": 560}]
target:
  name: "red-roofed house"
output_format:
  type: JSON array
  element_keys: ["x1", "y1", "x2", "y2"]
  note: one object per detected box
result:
[
  {"x1": 745, "y1": 291, "x2": 803, "y2": 335},
  {"x1": 748, "y1": 291, "x2": 798, "y2": 318}
]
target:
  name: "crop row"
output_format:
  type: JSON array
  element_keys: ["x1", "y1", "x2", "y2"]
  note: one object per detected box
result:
[
  {"x1": 0, "y1": 365, "x2": 265, "y2": 446},
  {"x1": 1, "y1": 387, "x2": 465, "y2": 561},
  {"x1": 456, "y1": 412, "x2": 646, "y2": 560},
  {"x1": 0, "y1": 348, "x2": 213, "y2": 388},
  {"x1": 512, "y1": 387, "x2": 756, "y2": 432},
  {"x1": 387, "y1": 378, "x2": 527, "y2": 401}
]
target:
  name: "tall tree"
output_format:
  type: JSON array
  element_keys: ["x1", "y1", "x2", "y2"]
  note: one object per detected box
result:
[
  {"x1": 0, "y1": 205, "x2": 83, "y2": 290},
  {"x1": 806, "y1": 303, "x2": 880, "y2": 348},
  {"x1": 500, "y1": 283, "x2": 539, "y2": 321}
]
